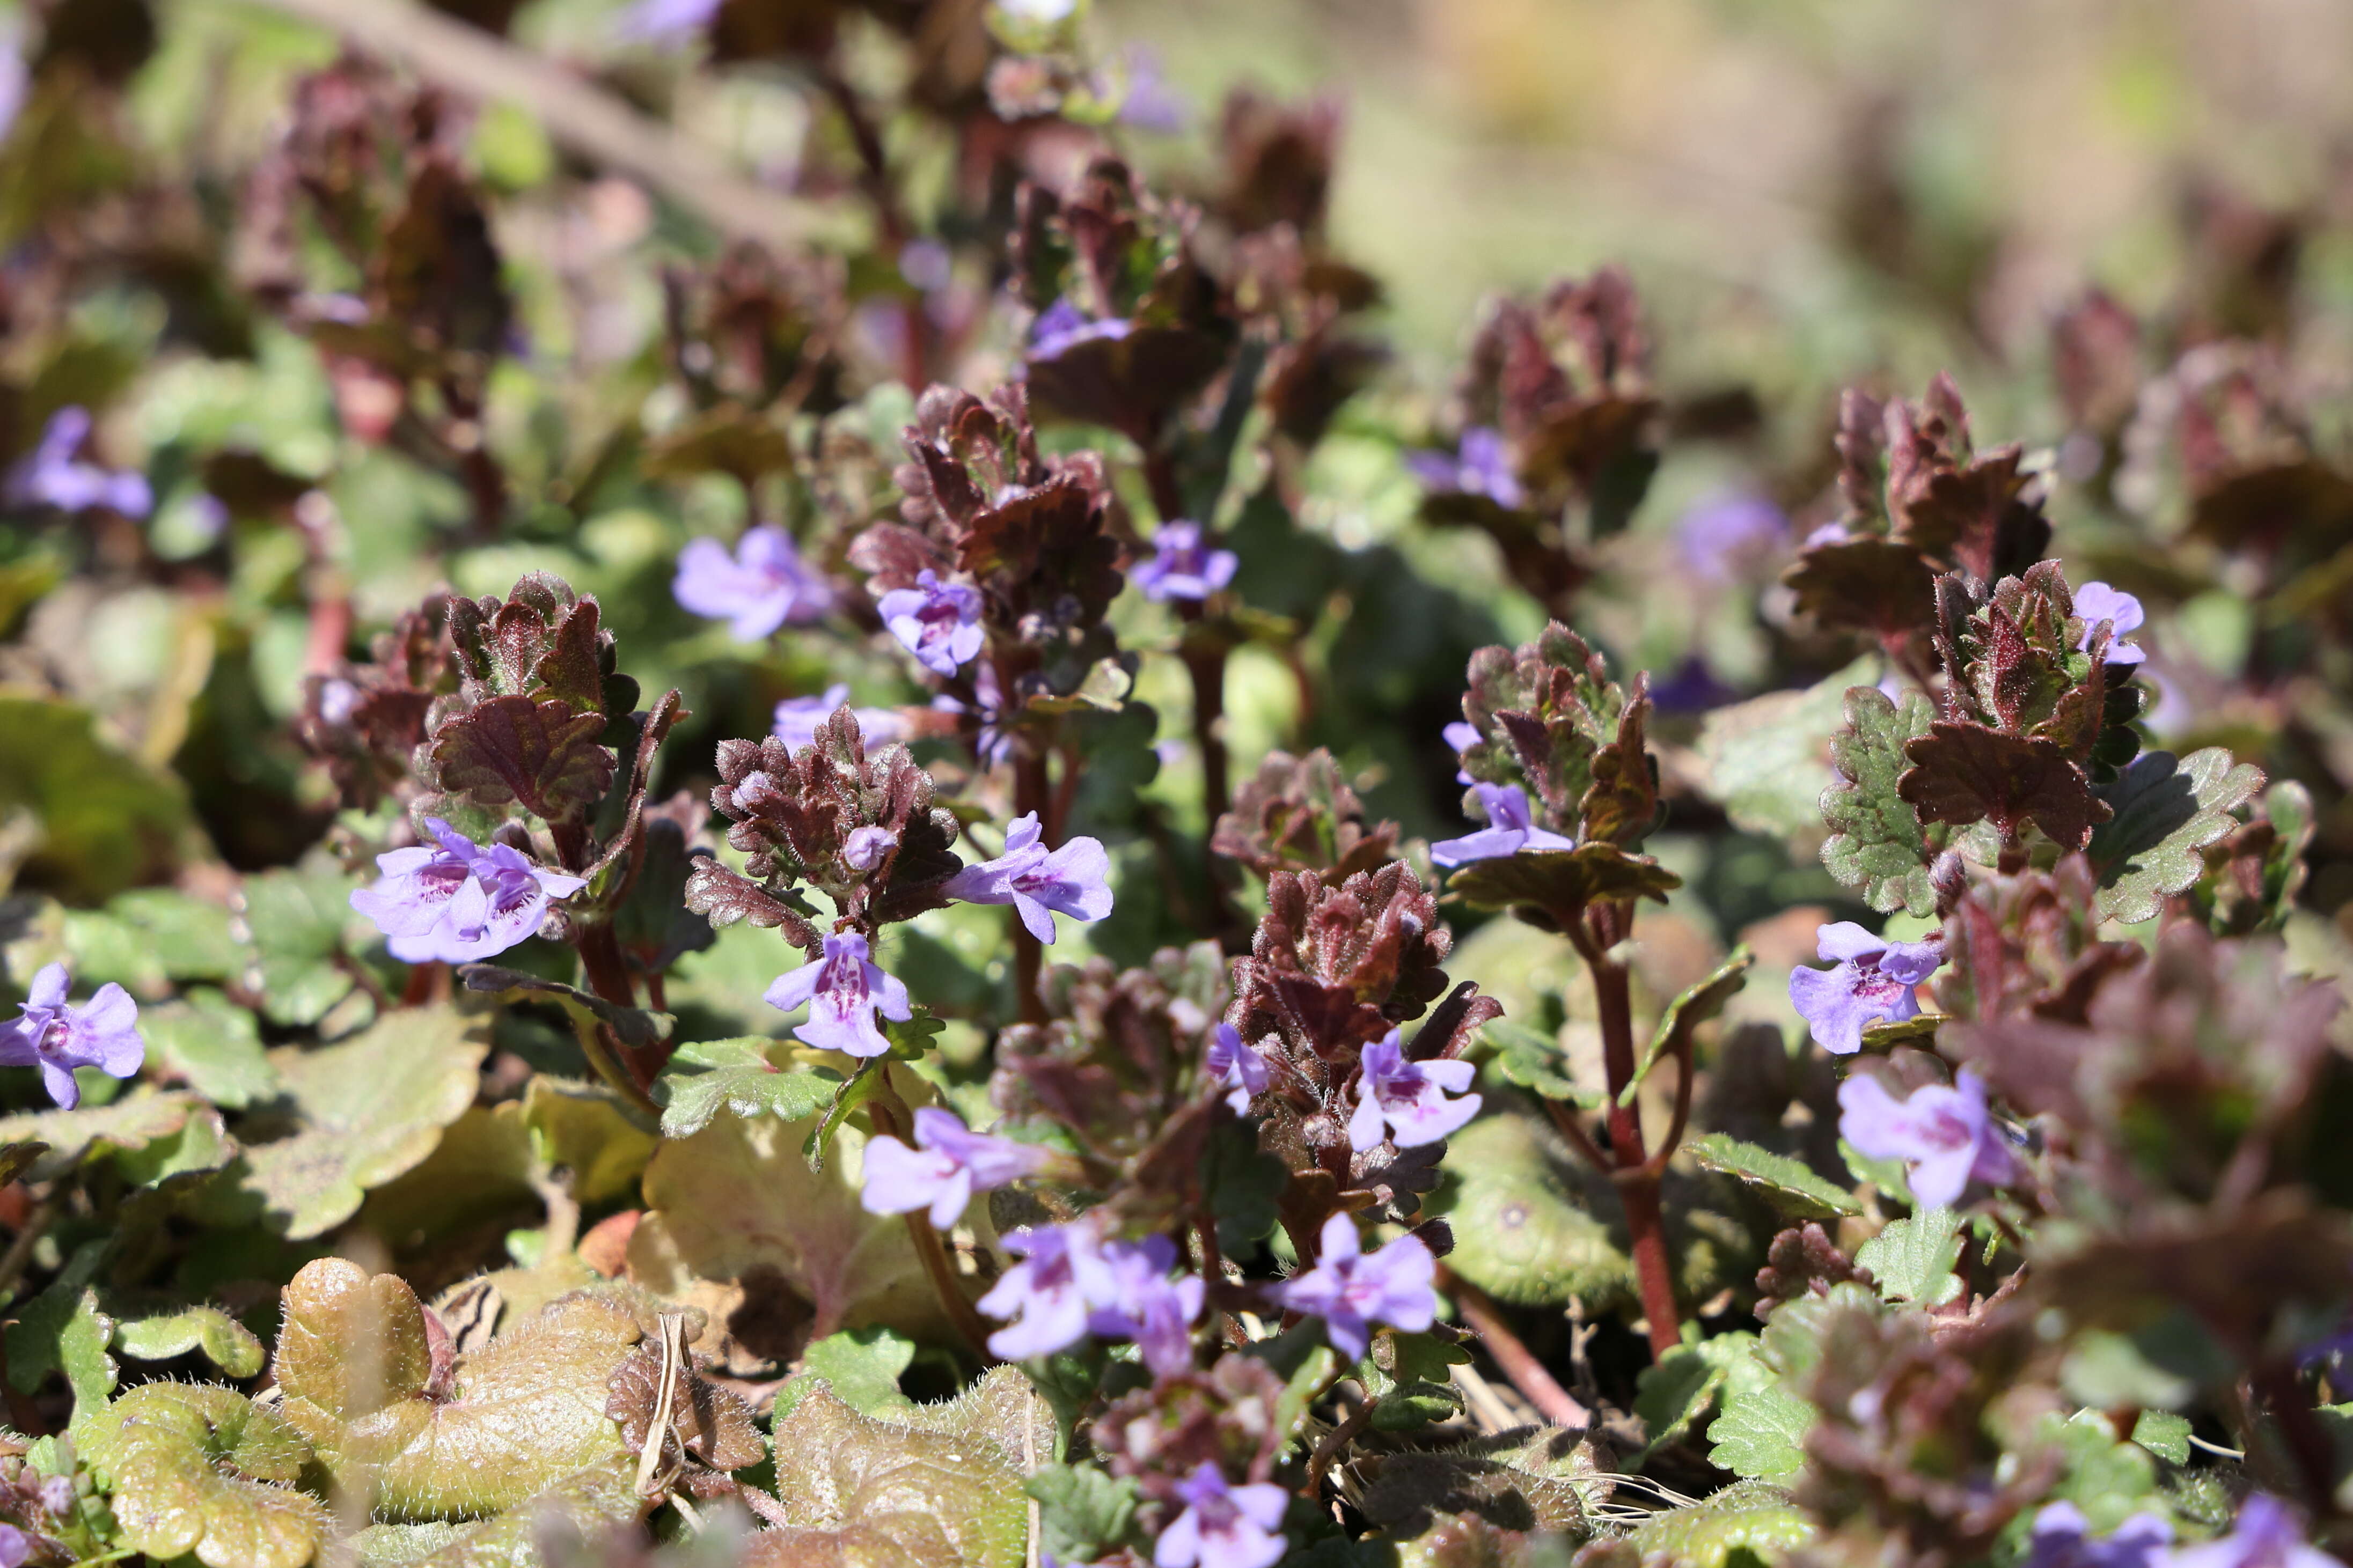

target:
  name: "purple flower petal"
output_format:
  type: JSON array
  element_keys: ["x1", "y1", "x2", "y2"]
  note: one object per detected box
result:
[
  {"x1": 763, "y1": 931, "x2": 912, "y2": 1058},
  {"x1": 1836, "y1": 1069, "x2": 2020, "y2": 1210},
  {"x1": 1273, "y1": 1212, "x2": 1436, "y2": 1362},
  {"x1": 877, "y1": 569, "x2": 985, "y2": 676},
  {"x1": 1131, "y1": 520, "x2": 1239, "y2": 604},
  {"x1": 673, "y1": 527, "x2": 833, "y2": 641},
  {"x1": 1790, "y1": 922, "x2": 1942, "y2": 1056},
  {"x1": 1, "y1": 962, "x2": 144, "y2": 1110},
  {"x1": 1350, "y1": 1030, "x2": 1479, "y2": 1151},
  {"x1": 1430, "y1": 784, "x2": 1576, "y2": 867},
  {"x1": 941, "y1": 812, "x2": 1115, "y2": 942}
]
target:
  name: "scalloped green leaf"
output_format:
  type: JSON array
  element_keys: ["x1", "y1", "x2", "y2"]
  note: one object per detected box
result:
[
  {"x1": 1027, "y1": 1464, "x2": 1144, "y2": 1565},
  {"x1": 757, "y1": 1385, "x2": 1028, "y2": 1567},
  {"x1": 223, "y1": 1004, "x2": 487, "y2": 1239},
  {"x1": 1627, "y1": 1477, "x2": 1814, "y2": 1561},
  {"x1": 242, "y1": 864, "x2": 368, "y2": 1027},
  {"x1": 5, "y1": 1256, "x2": 118, "y2": 1423},
  {"x1": 141, "y1": 988, "x2": 281, "y2": 1109},
  {"x1": 1688, "y1": 1133, "x2": 1860, "y2": 1221},
  {"x1": 1427, "y1": 1112, "x2": 1632, "y2": 1308},
  {"x1": 1695, "y1": 657, "x2": 1874, "y2": 842},
  {"x1": 115, "y1": 1303, "x2": 266, "y2": 1379},
  {"x1": 0, "y1": 1089, "x2": 201, "y2": 1180},
  {"x1": 651, "y1": 1037, "x2": 840, "y2": 1139},
  {"x1": 2087, "y1": 747, "x2": 2267, "y2": 924},
  {"x1": 1704, "y1": 1381, "x2": 1814, "y2": 1482},
  {"x1": 1820, "y1": 686, "x2": 1938, "y2": 916},
  {"x1": 79, "y1": 1382, "x2": 325, "y2": 1568},
  {"x1": 1854, "y1": 1207, "x2": 1965, "y2": 1304},
  {"x1": 775, "y1": 1325, "x2": 918, "y2": 1422},
  {"x1": 1482, "y1": 1018, "x2": 1597, "y2": 1107}
]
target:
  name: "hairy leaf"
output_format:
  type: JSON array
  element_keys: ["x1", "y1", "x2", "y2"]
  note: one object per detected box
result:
[
  {"x1": 777, "y1": 1326, "x2": 918, "y2": 1420},
  {"x1": 1428, "y1": 1112, "x2": 1632, "y2": 1307},
  {"x1": 1853, "y1": 1208, "x2": 1965, "y2": 1304},
  {"x1": 1695, "y1": 657, "x2": 1874, "y2": 843},
  {"x1": 115, "y1": 1303, "x2": 267, "y2": 1379},
  {"x1": 1628, "y1": 1477, "x2": 1815, "y2": 1562},
  {"x1": 1027, "y1": 1464, "x2": 1143, "y2": 1564},
  {"x1": 749, "y1": 1385, "x2": 1028, "y2": 1567},
  {"x1": 80, "y1": 1382, "x2": 325, "y2": 1568},
  {"x1": 0, "y1": 1089, "x2": 202, "y2": 1180},
  {"x1": 142, "y1": 988, "x2": 281, "y2": 1108},
  {"x1": 428, "y1": 695, "x2": 615, "y2": 823},
  {"x1": 1442, "y1": 842, "x2": 1681, "y2": 925},
  {"x1": 1899, "y1": 720, "x2": 2108, "y2": 850},
  {"x1": 1704, "y1": 1384, "x2": 1815, "y2": 1482},
  {"x1": 1820, "y1": 686, "x2": 1939, "y2": 915},
  {"x1": 651, "y1": 1037, "x2": 840, "y2": 1140},
  {"x1": 2087, "y1": 747, "x2": 2266, "y2": 923}
]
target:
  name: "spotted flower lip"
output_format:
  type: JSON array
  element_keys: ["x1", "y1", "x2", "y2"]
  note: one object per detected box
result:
[
  {"x1": 0, "y1": 962, "x2": 144, "y2": 1110},
  {"x1": 672, "y1": 526, "x2": 834, "y2": 640},
  {"x1": 1428, "y1": 783, "x2": 1576, "y2": 867},
  {"x1": 976, "y1": 1218, "x2": 1112, "y2": 1361},
  {"x1": 8, "y1": 406, "x2": 152, "y2": 517},
  {"x1": 1837, "y1": 1068, "x2": 2022, "y2": 1210},
  {"x1": 1405, "y1": 426, "x2": 1523, "y2": 510},
  {"x1": 762, "y1": 931, "x2": 912, "y2": 1058},
  {"x1": 876, "y1": 569, "x2": 986, "y2": 676},
  {"x1": 1206, "y1": 1022, "x2": 1271, "y2": 1114},
  {"x1": 1153, "y1": 1462, "x2": 1289, "y2": 1568},
  {"x1": 940, "y1": 812, "x2": 1113, "y2": 943},
  {"x1": 2072, "y1": 580, "x2": 2147, "y2": 668},
  {"x1": 860, "y1": 1106, "x2": 1053, "y2": 1229},
  {"x1": 349, "y1": 819, "x2": 587, "y2": 966},
  {"x1": 1787, "y1": 921, "x2": 1944, "y2": 1057},
  {"x1": 1131, "y1": 520, "x2": 1238, "y2": 603},
  {"x1": 1349, "y1": 1029, "x2": 1480, "y2": 1151},
  {"x1": 1273, "y1": 1212, "x2": 1437, "y2": 1361}
]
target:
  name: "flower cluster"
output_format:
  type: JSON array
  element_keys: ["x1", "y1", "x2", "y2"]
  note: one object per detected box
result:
[{"x1": 350, "y1": 819, "x2": 587, "y2": 965}]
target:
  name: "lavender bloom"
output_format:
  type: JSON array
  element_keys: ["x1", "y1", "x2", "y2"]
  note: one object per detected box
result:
[
  {"x1": 877, "y1": 569, "x2": 985, "y2": 676},
  {"x1": 977, "y1": 1218, "x2": 1113, "y2": 1361},
  {"x1": 1, "y1": 963, "x2": 144, "y2": 1110},
  {"x1": 1114, "y1": 47, "x2": 1190, "y2": 134},
  {"x1": 1153, "y1": 1463, "x2": 1289, "y2": 1568},
  {"x1": 615, "y1": 0, "x2": 721, "y2": 43},
  {"x1": 1274, "y1": 1212, "x2": 1437, "y2": 1361},
  {"x1": 9, "y1": 407, "x2": 152, "y2": 517},
  {"x1": 763, "y1": 932, "x2": 912, "y2": 1058},
  {"x1": 2167, "y1": 1496, "x2": 2342, "y2": 1568},
  {"x1": 1676, "y1": 494, "x2": 1790, "y2": 581},
  {"x1": 843, "y1": 825, "x2": 900, "y2": 871},
  {"x1": 1349, "y1": 1029, "x2": 1480, "y2": 1151},
  {"x1": 860, "y1": 1106, "x2": 1054, "y2": 1229},
  {"x1": 773, "y1": 684, "x2": 907, "y2": 750},
  {"x1": 350, "y1": 819, "x2": 587, "y2": 966},
  {"x1": 1442, "y1": 720, "x2": 1481, "y2": 784},
  {"x1": 941, "y1": 812, "x2": 1113, "y2": 943},
  {"x1": 1837, "y1": 1068, "x2": 2022, "y2": 1210},
  {"x1": 1787, "y1": 922, "x2": 1943, "y2": 1057},
  {"x1": 1086, "y1": 1234, "x2": 1204, "y2": 1377},
  {"x1": 2025, "y1": 1502, "x2": 2173, "y2": 1568},
  {"x1": 1206, "y1": 1022, "x2": 1271, "y2": 1114},
  {"x1": 0, "y1": 1523, "x2": 25, "y2": 1568},
  {"x1": 1405, "y1": 426, "x2": 1523, "y2": 510},
  {"x1": 673, "y1": 527, "x2": 833, "y2": 640},
  {"x1": 1428, "y1": 783, "x2": 1576, "y2": 867},
  {"x1": 1029, "y1": 298, "x2": 1133, "y2": 360},
  {"x1": 2074, "y1": 581, "x2": 2147, "y2": 668},
  {"x1": 1131, "y1": 521, "x2": 1238, "y2": 604}
]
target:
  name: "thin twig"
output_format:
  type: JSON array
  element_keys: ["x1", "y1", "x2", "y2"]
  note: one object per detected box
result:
[
  {"x1": 1441, "y1": 1264, "x2": 1592, "y2": 1430},
  {"x1": 251, "y1": 0, "x2": 854, "y2": 254}
]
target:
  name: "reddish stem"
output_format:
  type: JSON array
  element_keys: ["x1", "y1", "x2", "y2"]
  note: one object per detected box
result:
[
  {"x1": 1578, "y1": 907, "x2": 1683, "y2": 1361},
  {"x1": 1441, "y1": 1264, "x2": 1591, "y2": 1429}
]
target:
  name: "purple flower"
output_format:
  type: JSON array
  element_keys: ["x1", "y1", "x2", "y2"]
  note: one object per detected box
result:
[
  {"x1": 1428, "y1": 784, "x2": 1576, "y2": 867},
  {"x1": 1131, "y1": 521, "x2": 1238, "y2": 604},
  {"x1": 0, "y1": 1523, "x2": 26, "y2": 1568},
  {"x1": 1206, "y1": 1023, "x2": 1271, "y2": 1115},
  {"x1": 842, "y1": 826, "x2": 900, "y2": 872},
  {"x1": 1153, "y1": 1463, "x2": 1289, "y2": 1568},
  {"x1": 9, "y1": 407, "x2": 152, "y2": 517},
  {"x1": 1, "y1": 963, "x2": 143, "y2": 1110},
  {"x1": 861, "y1": 1107, "x2": 1055, "y2": 1228},
  {"x1": 1349, "y1": 1029, "x2": 1479, "y2": 1151},
  {"x1": 614, "y1": 0, "x2": 720, "y2": 43},
  {"x1": 2167, "y1": 1496, "x2": 2342, "y2": 1568},
  {"x1": 2025, "y1": 1503, "x2": 2173, "y2": 1568},
  {"x1": 1029, "y1": 299, "x2": 1133, "y2": 360},
  {"x1": 1113, "y1": 47, "x2": 1190, "y2": 134},
  {"x1": 1837, "y1": 1068, "x2": 2022, "y2": 1210},
  {"x1": 672, "y1": 527, "x2": 833, "y2": 640},
  {"x1": 1787, "y1": 922, "x2": 1944, "y2": 1057},
  {"x1": 773, "y1": 684, "x2": 907, "y2": 751},
  {"x1": 1273, "y1": 1212, "x2": 1436, "y2": 1361},
  {"x1": 932, "y1": 660, "x2": 1014, "y2": 768},
  {"x1": 1086, "y1": 1234, "x2": 1205, "y2": 1377},
  {"x1": 350, "y1": 819, "x2": 587, "y2": 966},
  {"x1": 1676, "y1": 494, "x2": 1790, "y2": 580},
  {"x1": 1406, "y1": 426, "x2": 1523, "y2": 510},
  {"x1": 1442, "y1": 720, "x2": 1481, "y2": 784},
  {"x1": 941, "y1": 813, "x2": 1114, "y2": 943},
  {"x1": 763, "y1": 932, "x2": 912, "y2": 1058},
  {"x1": 876, "y1": 570, "x2": 985, "y2": 676},
  {"x1": 2074, "y1": 581, "x2": 2147, "y2": 668},
  {"x1": 977, "y1": 1218, "x2": 1113, "y2": 1361}
]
